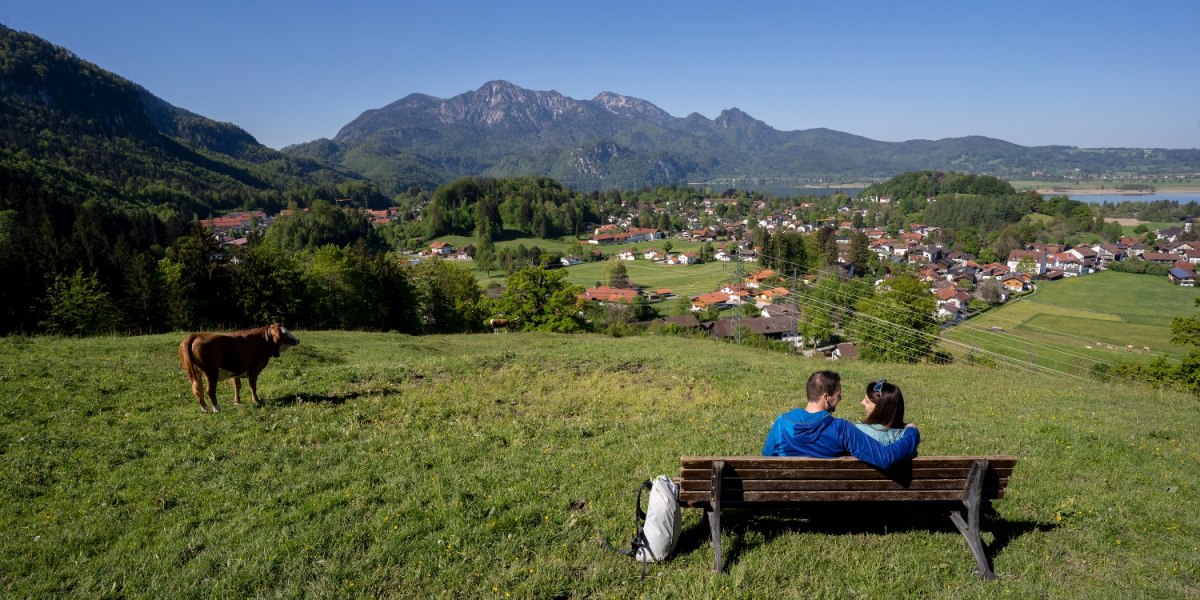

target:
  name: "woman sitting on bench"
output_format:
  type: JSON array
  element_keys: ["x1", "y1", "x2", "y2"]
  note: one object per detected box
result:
[
  {"x1": 762, "y1": 370, "x2": 919, "y2": 469},
  {"x1": 855, "y1": 378, "x2": 907, "y2": 445}
]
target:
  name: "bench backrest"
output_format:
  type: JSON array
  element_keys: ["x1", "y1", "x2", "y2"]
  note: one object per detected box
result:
[{"x1": 678, "y1": 456, "x2": 1017, "y2": 507}]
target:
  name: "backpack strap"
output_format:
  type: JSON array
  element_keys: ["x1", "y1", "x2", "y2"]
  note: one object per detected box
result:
[
  {"x1": 632, "y1": 479, "x2": 657, "y2": 579},
  {"x1": 597, "y1": 479, "x2": 657, "y2": 581}
]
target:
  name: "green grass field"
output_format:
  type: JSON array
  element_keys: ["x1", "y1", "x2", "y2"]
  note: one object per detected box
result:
[
  {"x1": 1118, "y1": 221, "x2": 1185, "y2": 236},
  {"x1": 1, "y1": 331, "x2": 1197, "y2": 598},
  {"x1": 1007, "y1": 179, "x2": 1200, "y2": 192},
  {"x1": 435, "y1": 233, "x2": 711, "y2": 258},
  {"x1": 560, "y1": 260, "x2": 744, "y2": 296},
  {"x1": 942, "y1": 271, "x2": 1199, "y2": 375},
  {"x1": 478, "y1": 259, "x2": 739, "y2": 296},
  {"x1": 436, "y1": 233, "x2": 580, "y2": 256},
  {"x1": 434, "y1": 233, "x2": 735, "y2": 293}
]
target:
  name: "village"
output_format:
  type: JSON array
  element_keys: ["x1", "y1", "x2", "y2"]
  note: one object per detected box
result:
[{"x1": 198, "y1": 195, "x2": 1197, "y2": 356}]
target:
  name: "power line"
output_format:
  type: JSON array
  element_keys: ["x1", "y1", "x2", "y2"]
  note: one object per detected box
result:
[
  {"x1": 756, "y1": 248, "x2": 1164, "y2": 356},
  {"x1": 790, "y1": 285, "x2": 1097, "y2": 383},
  {"x1": 749, "y1": 250, "x2": 1150, "y2": 385}
]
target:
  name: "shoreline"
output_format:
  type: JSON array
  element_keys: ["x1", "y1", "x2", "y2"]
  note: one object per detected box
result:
[{"x1": 1033, "y1": 187, "x2": 1198, "y2": 195}]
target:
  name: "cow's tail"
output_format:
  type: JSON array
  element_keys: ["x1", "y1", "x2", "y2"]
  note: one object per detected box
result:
[{"x1": 178, "y1": 334, "x2": 203, "y2": 381}]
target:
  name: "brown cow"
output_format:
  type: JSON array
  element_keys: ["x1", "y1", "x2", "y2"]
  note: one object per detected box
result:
[{"x1": 178, "y1": 323, "x2": 300, "y2": 412}]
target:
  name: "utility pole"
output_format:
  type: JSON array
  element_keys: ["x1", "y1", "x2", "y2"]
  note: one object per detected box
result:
[{"x1": 730, "y1": 252, "x2": 748, "y2": 345}]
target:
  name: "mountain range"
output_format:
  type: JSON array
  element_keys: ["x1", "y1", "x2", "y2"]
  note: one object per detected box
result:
[
  {"x1": 284, "y1": 79, "x2": 1200, "y2": 193},
  {"x1": 3, "y1": 23, "x2": 1199, "y2": 200}
]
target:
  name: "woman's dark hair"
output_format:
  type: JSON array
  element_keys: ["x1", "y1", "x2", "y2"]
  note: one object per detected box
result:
[{"x1": 864, "y1": 380, "x2": 905, "y2": 428}]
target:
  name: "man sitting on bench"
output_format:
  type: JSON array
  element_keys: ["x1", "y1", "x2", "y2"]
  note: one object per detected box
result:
[{"x1": 762, "y1": 370, "x2": 920, "y2": 469}]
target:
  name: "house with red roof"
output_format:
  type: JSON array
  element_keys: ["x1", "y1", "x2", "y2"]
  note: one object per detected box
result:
[{"x1": 578, "y1": 286, "x2": 640, "y2": 304}]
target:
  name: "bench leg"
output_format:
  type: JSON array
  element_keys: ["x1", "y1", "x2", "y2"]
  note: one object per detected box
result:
[
  {"x1": 949, "y1": 459, "x2": 996, "y2": 580},
  {"x1": 705, "y1": 508, "x2": 724, "y2": 574},
  {"x1": 709, "y1": 459, "x2": 725, "y2": 574}
]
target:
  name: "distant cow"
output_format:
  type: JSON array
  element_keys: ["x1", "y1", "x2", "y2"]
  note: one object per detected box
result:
[
  {"x1": 488, "y1": 318, "x2": 510, "y2": 333},
  {"x1": 178, "y1": 323, "x2": 300, "y2": 413}
]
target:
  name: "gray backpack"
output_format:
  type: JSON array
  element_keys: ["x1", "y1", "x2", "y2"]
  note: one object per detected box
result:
[{"x1": 602, "y1": 475, "x2": 681, "y2": 578}]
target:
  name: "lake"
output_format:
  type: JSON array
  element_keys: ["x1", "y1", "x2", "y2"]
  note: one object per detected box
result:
[{"x1": 1051, "y1": 192, "x2": 1200, "y2": 205}]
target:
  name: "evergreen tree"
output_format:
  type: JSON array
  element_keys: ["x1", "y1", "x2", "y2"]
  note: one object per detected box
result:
[
  {"x1": 40, "y1": 268, "x2": 121, "y2": 336},
  {"x1": 848, "y1": 231, "x2": 871, "y2": 277},
  {"x1": 606, "y1": 260, "x2": 630, "y2": 288},
  {"x1": 475, "y1": 238, "x2": 497, "y2": 275}
]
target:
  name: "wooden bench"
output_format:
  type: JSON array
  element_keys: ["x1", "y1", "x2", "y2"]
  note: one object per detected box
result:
[{"x1": 678, "y1": 455, "x2": 1018, "y2": 579}]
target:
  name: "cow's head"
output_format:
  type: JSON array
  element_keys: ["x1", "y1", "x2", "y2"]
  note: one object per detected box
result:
[{"x1": 268, "y1": 323, "x2": 301, "y2": 353}]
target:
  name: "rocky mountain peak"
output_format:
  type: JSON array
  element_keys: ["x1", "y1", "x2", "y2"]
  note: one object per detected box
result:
[{"x1": 593, "y1": 92, "x2": 673, "y2": 125}]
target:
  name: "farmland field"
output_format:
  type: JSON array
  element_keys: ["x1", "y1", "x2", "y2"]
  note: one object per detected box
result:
[
  {"x1": 434, "y1": 234, "x2": 736, "y2": 294},
  {"x1": 435, "y1": 233, "x2": 711, "y2": 258},
  {"x1": 941, "y1": 271, "x2": 1199, "y2": 374},
  {"x1": 560, "y1": 260, "x2": 744, "y2": 296},
  {"x1": 476, "y1": 259, "x2": 742, "y2": 298}
]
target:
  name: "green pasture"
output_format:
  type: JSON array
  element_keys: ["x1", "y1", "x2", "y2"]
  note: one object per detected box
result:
[
  {"x1": 434, "y1": 233, "x2": 710, "y2": 258},
  {"x1": 560, "y1": 260, "x2": 742, "y2": 297},
  {"x1": 1118, "y1": 221, "x2": 1184, "y2": 236},
  {"x1": 1, "y1": 331, "x2": 1197, "y2": 598},
  {"x1": 1007, "y1": 179, "x2": 1200, "y2": 192},
  {"x1": 942, "y1": 272, "x2": 1199, "y2": 374},
  {"x1": 433, "y1": 233, "x2": 734, "y2": 292},
  {"x1": 472, "y1": 255, "x2": 750, "y2": 297},
  {"x1": 436, "y1": 234, "x2": 579, "y2": 256}
]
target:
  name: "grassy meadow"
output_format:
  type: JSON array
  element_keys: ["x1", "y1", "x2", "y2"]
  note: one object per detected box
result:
[
  {"x1": 477, "y1": 259, "x2": 736, "y2": 297},
  {"x1": 1118, "y1": 221, "x2": 1186, "y2": 236},
  {"x1": 2, "y1": 330, "x2": 1198, "y2": 598},
  {"x1": 432, "y1": 233, "x2": 731, "y2": 293},
  {"x1": 1007, "y1": 179, "x2": 1200, "y2": 192},
  {"x1": 435, "y1": 233, "x2": 711, "y2": 260},
  {"x1": 941, "y1": 271, "x2": 1199, "y2": 375},
  {"x1": 559, "y1": 260, "x2": 740, "y2": 296}
]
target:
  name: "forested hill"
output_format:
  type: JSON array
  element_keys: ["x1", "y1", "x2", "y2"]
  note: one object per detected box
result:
[
  {"x1": 0, "y1": 25, "x2": 379, "y2": 334},
  {"x1": 284, "y1": 80, "x2": 1200, "y2": 193},
  {"x1": 858, "y1": 171, "x2": 1018, "y2": 200},
  {"x1": 0, "y1": 24, "x2": 359, "y2": 212}
]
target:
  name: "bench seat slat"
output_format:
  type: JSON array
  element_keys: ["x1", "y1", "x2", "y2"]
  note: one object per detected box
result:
[
  {"x1": 680, "y1": 476, "x2": 1009, "y2": 489},
  {"x1": 681, "y1": 456, "x2": 1017, "y2": 470},
  {"x1": 745, "y1": 490, "x2": 979, "y2": 502},
  {"x1": 682, "y1": 478, "x2": 1005, "y2": 492},
  {"x1": 680, "y1": 490, "x2": 1004, "y2": 503},
  {"x1": 681, "y1": 467, "x2": 1012, "y2": 480}
]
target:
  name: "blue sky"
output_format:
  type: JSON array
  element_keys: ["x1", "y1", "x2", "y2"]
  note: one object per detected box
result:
[{"x1": 4, "y1": 1, "x2": 1198, "y2": 150}]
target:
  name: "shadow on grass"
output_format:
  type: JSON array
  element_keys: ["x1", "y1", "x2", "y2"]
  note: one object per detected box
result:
[
  {"x1": 285, "y1": 345, "x2": 348, "y2": 366},
  {"x1": 676, "y1": 503, "x2": 1056, "y2": 572},
  {"x1": 267, "y1": 386, "x2": 407, "y2": 407}
]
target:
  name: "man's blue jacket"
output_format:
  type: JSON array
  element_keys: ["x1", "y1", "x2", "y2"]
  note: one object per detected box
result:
[{"x1": 761, "y1": 409, "x2": 919, "y2": 469}]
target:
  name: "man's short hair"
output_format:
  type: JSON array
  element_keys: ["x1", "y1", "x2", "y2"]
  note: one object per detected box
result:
[{"x1": 806, "y1": 370, "x2": 841, "y2": 403}]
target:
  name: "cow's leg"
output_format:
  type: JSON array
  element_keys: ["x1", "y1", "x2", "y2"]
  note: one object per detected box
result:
[
  {"x1": 247, "y1": 373, "x2": 261, "y2": 406},
  {"x1": 190, "y1": 377, "x2": 209, "y2": 413},
  {"x1": 204, "y1": 371, "x2": 222, "y2": 413},
  {"x1": 232, "y1": 377, "x2": 242, "y2": 405}
]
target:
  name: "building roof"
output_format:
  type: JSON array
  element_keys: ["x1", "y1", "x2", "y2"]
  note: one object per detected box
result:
[
  {"x1": 578, "y1": 286, "x2": 640, "y2": 303},
  {"x1": 693, "y1": 292, "x2": 730, "y2": 305}
]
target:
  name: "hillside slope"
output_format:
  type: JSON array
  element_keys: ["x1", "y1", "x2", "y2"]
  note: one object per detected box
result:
[
  {"x1": 1, "y1": 331, "x2": 1195, "y2": 597},
  {"x1": 0, "y1": 24, "x2": 358, "y2": 213}
]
